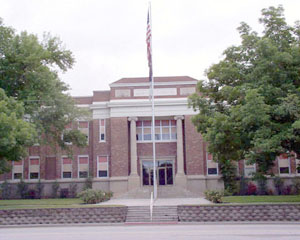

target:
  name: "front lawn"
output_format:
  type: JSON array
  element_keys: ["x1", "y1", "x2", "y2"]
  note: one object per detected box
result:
[
  {"x1": 222, "y1": 195, "x2": 300, "y2": 203},
  {"x1": 0, "y1": 198, "x2": 119, "y2": 210}
]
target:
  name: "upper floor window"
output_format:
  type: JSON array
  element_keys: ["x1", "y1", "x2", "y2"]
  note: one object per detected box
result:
[
  {"x1": 78, "y1": 121, "x2": 89, "y2": 144},
  {"x1": 136, "y1": 120, "x2": 176, "y2": 142},
  {"x1": 99, "y1": 119, "x2": 106, "y2": 142}
]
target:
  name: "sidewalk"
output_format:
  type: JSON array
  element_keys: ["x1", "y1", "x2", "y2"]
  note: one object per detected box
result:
[{"x1": 98, "y1": 197, "x2": 212, "y2": 206}]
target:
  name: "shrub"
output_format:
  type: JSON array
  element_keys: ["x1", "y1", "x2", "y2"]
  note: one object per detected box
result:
[
  {"x1": 292, "y1": 178, "x2": 300, "y2": 194},
  {"x1": 77, "y1": 189, "x2": 113, "y2": 204},
  {"x1": 239, "y1": 176, "x2": 248, "y2": 195},
  {"x1": 36, "y1": 180, "x2": 44, "y2": 199},
  {"x1": 247, "y1": 182, "x2": 257, "y2": 195},
  {"x1": 256, "y1": 176, "x2": 267, "y2": 195},
  {"x1": 69, "y1": 182, "x2": 77, "y2": 198},
  {"x1": 0, "y1": 180, "x2": 11, "y2": 199},
  {"x1": 273, "y1": 176, "x2": 284, "y2": 195},
  {"x1": 204, "y1": 190, "x2": 224, "y2": 203},
  {"x1": 83, "y1": 176, "x2": 93, "y2": 190},
  {"x1": 60, "y1": 188, "x2": 69, "y2": 198},
  {"x1": 51, "y1": 181, "x2": 60, "y2": 198},
  {"x1": 27, "y1": 189, "x2": 36, "y2": 199},
  {"x1": 282, "y1": 185, "x2": 292, "y2": 195},
  {"x1": 17, "y1": 179, "x2": 28, "y2": 199}
]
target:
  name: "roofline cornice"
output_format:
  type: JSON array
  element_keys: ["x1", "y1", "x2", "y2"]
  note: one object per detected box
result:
[{"x1": 109, "y1": 81, "x2": 197, "y2": 88}]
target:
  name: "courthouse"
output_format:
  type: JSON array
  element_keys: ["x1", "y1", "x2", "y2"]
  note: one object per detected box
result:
[{"x1": 1, "y1": 76, "x2": 299, "y2": 197}]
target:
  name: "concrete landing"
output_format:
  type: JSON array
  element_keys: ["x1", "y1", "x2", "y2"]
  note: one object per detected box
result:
[{"x1": 98, "y1": 197, "x2": 212, "y2": 206}]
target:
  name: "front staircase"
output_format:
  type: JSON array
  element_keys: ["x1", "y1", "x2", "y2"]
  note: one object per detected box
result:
[{"x1": 125, "y1": 206, "x2": 178, "y2": 223}]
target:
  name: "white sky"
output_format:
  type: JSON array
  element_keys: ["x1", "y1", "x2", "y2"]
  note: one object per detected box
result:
[{"x1": 0, "y1": 0, "x2": 299, "y2": 96}]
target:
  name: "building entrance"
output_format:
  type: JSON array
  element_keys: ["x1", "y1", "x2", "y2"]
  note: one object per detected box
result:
[{"x1": 142, "y1": 160, "x2": 173, "y2": 186}]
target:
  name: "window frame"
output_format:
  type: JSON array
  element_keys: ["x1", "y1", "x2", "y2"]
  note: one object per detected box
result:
[
  {"x1": 244, "y1": 160, "x2": 256, "y2": 177},
  {"x1": 12, "y1": 160, "x2": 24, "y2": 180},
  {"x1": 278, "y1": 155, "x2": 291, "y2": 176},
  {"x1": 78, "y1": 121, "x2": 89, "y2": 145},
  {"x1": 136, "y1": 120, "x2": 177, "y2": 142},
  {"x1": 206, "y1": 153, "x2": 218, "y2": 176},
  {"x1": 28, "y1": 156, "x2": 40, "y2": 180},
  {"x1": 97, "y1": 155, "x2": 109, "y2": 178},
  {"x1": 78, "y1": 155, "x2": 89, "y2": 179},
  {"x1": 61, "y1": 156, "x2": 73, "y2": 179},
  {"x1": 99, "y1": 119, "x2": 106, "y2": 142}
]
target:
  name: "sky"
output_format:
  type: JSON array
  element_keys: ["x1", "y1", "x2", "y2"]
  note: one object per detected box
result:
[{"x1": 0, "y1": 0, "x2": 300, "y2": 96}]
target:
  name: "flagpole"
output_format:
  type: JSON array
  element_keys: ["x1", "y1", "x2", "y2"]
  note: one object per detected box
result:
[{"x1": 148, "y1": 2, "x2": 157, "y2": 199}]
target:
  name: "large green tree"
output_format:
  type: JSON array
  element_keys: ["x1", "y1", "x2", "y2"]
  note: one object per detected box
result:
[
  {"x1": 0, "y1": 19, "x2": 87, "y2": 173},
  {"x1": 189, "y1": 6, "x2": 300, "y2": 191}
]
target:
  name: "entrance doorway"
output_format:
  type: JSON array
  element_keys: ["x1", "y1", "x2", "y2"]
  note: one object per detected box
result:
[{"x1": 142, "y1": 160, "x2": 173, "y2": 186}]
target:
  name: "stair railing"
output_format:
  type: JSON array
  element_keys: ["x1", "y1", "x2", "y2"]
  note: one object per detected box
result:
[{"x1": 150, "y1": 191, "x2": 153, "y2": 221}]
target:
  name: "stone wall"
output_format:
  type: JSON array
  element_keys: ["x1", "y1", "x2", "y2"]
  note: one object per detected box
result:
[
  {"x1": 178, "y1": 204, "x2": 300, "y2": 222},
  {"x1": 0, "y1": 207, "x2": 127, "y2": 225}
]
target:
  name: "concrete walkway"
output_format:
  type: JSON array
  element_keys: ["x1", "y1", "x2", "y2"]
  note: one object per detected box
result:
[{"x1": 98, "y1": 197, "x2": 212, "y2": 206}]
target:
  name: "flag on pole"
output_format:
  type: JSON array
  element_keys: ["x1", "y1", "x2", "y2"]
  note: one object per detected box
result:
[{"x1": 146, "y1": 7, "x2": 152, "y2": 81}]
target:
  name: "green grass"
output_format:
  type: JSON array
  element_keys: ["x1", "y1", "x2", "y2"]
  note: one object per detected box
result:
[
  {"x1": 222, "y1": 195, "x2": 300, "y2": 203},
  {"x1": 0, "y1": 198, "x2": 123, "y2": 210}
]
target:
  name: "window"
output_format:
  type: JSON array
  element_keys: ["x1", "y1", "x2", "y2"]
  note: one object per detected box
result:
[
  {"x1": 29, "y1": 157, "x2": 40, "y2": 179},
  {"x1": 97, "y1": 156, "x2": 108, "y2": 177},
  {"x1": 207, "y1": 153, "x2": 218, "y2": 176},
  {"x1": 244, "y1": 160, "x2": 256, "y2": 177},
  {"x1": 136, "y1": 120, "x2": 176, "y2": 142},
  {"x1": 62, "y1": 122, "x2": 72, "y2": 145},
  {"x1": 78, "y1": 156, "x2": 89, "y2": 178},
  {"x1": 62, "y1": 157, "x2": 72, "y2": 179},
  {"x1": 12, "y1": 160, "x2": 23, "y2": 180},
  {"x1": 278, "y1": 154, "x2": 290, "y2": 175},
  {"x1": 99, "y1": 119, "x2": 106, "y2": 142},
  {"x1": 296, "y1": 158, "x2": 300, "y2": 175},
  {"x1": 78, "y1": 121, "x2": 89, "y2": 144}
]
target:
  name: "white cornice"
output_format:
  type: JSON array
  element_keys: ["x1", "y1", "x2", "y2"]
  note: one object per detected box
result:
[{"x1": 109, "y1": 81, "x2": 197, "y2": 88}]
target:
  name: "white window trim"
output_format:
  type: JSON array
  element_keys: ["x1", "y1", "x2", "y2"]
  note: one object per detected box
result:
[
  {"x1": 244, "y1": 160, "x2": 256, "y2": 177},
  {"x1": 97, "y1": 155, "x2": 109, "y2": 178},
  {"x1": 296, "y1": 158, "x2": 300, "y2": 176},
  {"x1": 28, "y1": 156, "x2": 40, "y2": 180},
  {"x1": 278, "y1": 156, "x2": 291, "y2": 176},
  {"x1": 99, "y1": 119, "x2": 106, "y2": 143},
  {"x1": 62, "y1": 127, "x2": 73, "y2": 145},
  {"x1": 61, "y1": 155, "x2": 72, "y2": 179},
  {"x1": 78, "y1": 155, "x2": 89, "y2": 178},
  {"x1": 78, "y1": 121, "x2": 89, "y2": 145},
  {"x1": 12, "y1": 160, "x2": 24, "y2": 180},
  {"x1": 137, "y1": 120, "x2": 177, "y2": 143},
  {"x1": 206, "y1": 153, "x2": 218, "y2": 176}
]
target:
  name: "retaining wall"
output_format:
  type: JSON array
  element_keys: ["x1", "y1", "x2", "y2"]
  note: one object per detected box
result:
[
  {"x1": 0, "y1": 207, "x2": 127, "y2": 225},
  {"x1": 178, "y1": 204, "x2": 300, "y2": 222}
]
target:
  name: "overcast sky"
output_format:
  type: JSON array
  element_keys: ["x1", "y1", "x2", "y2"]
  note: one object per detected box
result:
[{"x1": 1, "y1": 0, "x2": 300, "y2": 96}]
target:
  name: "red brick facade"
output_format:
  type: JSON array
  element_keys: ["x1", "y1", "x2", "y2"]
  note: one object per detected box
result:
[{"x1": 1, "y1": 76, "x2": 299, "y2": 196}]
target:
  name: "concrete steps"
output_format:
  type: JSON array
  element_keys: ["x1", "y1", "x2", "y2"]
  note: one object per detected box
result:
[{"x1": 126, "y1": 206, "x2": 178, "y2": 223}]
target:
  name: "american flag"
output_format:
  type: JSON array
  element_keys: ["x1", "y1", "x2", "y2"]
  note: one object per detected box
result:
[{"x1": 146, "y1": 8, "x2": 152, "y2": 81}]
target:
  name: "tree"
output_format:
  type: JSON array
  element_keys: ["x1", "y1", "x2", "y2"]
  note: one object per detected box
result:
[
  {"x1": 0, "y1": 89, "x2": 36, "y2": 174},
  {"x1": 189, "y1": 5, "x2": 300, "y2": 191},
  {"x1": 0, "y1": 19, "x2": 88, "y2": 173}
]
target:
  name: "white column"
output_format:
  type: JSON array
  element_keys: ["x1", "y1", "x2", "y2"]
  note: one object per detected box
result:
[
  {"x1": 128, "y1": 117, "x2": 138, "y2": 176},
  {"x1": 175, "y1": 115, "x2": 184, "y2": 175}
]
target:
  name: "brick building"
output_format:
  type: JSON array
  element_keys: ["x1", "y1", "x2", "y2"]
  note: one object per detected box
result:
[{"x1": 1, "y1": 76, "x2": 299, "y2": 197}]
